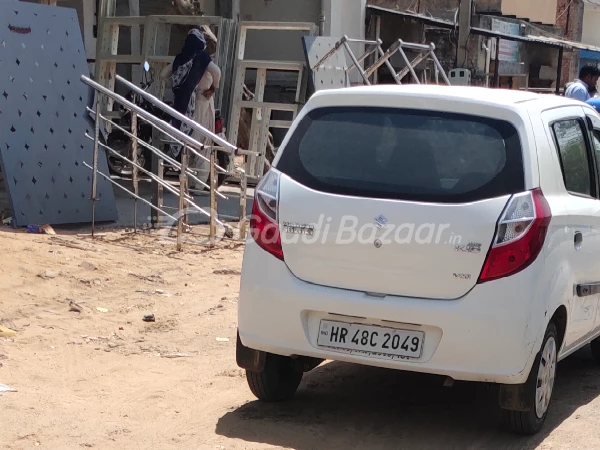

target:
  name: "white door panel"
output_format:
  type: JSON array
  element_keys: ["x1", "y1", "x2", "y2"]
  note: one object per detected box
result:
[{"x1": 542, "y1": 107, "x2": 600, "y2": 349}]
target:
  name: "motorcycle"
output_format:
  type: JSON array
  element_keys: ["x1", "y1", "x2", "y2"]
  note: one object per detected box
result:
[
  {"x1": 106, "y1": 62, "x2": 230, "y2": 188},
  {"x1": 106, "y1": 62, "x2": 169, "y2": 177}
]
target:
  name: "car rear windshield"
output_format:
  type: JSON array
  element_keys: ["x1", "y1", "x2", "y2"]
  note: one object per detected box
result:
[{"x1": 276, "y1": 107, "x2": 525, "y2": 203}]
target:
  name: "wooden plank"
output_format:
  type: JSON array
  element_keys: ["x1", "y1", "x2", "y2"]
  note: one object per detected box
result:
[
  {"x1": 240, "y1": 60, "x2": 303, "y2": 71},
  {"x1": 95, "y1": 0, "x2": 117, "y2": 119},
  {"x1": 268, "y1": 120, "x2": 293, "y2": 129},
  {"x1": 247, "y1": 68, "x2": 267, "y2": 177},
  {"x1": 238, "y1": 101, "x2": 298, "y2": 112},
  {"x1": 97, "y1": 54, "x2": 145, "y2": 63},
  {"x1": 129, "y1": 0, "x2": 142, "y2": 87},
  {"x1": 102, "y1": 16, "x2": 146, "y2": 26},
  {"x1": 240, "y1": 21, "x2": 318, "y2": 32},
  {"x1": 149, "y1": 15, "x2": 223, "y2": 26}
]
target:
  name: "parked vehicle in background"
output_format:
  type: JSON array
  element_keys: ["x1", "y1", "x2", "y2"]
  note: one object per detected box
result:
[
  {"x1": 237, "y1": 84, "x2": 600, "y2": 435},
  {"x1": 106, "y1": 63, "x2": 170, "y2": 177}
]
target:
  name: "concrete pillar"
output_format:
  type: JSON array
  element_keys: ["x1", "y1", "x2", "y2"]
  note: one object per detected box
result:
[{"x1": 322, "y1": 0, "x2": 367, "y2": 84}]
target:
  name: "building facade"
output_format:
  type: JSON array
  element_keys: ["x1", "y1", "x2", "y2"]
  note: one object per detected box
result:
[{"x1": 368, "y1": 0, "x2": 585, "y2": 88}]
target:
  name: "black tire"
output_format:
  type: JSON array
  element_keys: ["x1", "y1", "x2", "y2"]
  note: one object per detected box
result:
[
  {"x1": 590, "y1": 337, "x2": 600, "y2": 364},
  {"x1": 246, "y1": 353, "x2": 303, "y2": 402},
  {"x1": 502, "y1": 323, "x2": 558, "y2": 435}
]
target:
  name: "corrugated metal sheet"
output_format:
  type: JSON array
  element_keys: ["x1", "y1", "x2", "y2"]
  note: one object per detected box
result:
[
  {"x1": 366, "y1": 5, "x2": 456, "y2": 29},
  {"x1": 525, "y1": 35, "x2": 600, "y2": 53}
]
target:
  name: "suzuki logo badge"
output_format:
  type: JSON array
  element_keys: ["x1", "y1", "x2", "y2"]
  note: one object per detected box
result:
[{"x1": 374, "y1": 214, "x2": 388, "y2": 229}]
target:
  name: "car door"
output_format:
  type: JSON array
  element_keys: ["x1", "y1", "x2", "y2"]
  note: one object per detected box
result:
[
  {"x1": 585, "y1": 111, "x2": 600, "y2": 335},
  {"x1": 543, "y1": 107, "x2": 600, "y2": 350}
]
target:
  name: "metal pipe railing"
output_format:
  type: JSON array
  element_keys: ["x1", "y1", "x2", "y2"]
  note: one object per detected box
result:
[
  {"x1": 81, "y1": 75, "x2": 219, "y2": 157},
  {"x1": 83, "y1": 162, "x2": 180, "y2": 224},
  {"x1": 87, "y1": 133, "x2": 228, "y2": 228},
  {"x1": 116, "y1": 74, "x2": 259, "y2": 157},
  {"x1": 86, "y1": 109, "x2": 228, "y2": 199},
  {"x1": 81, "y1": 74, "x2": 245, "y2": 248}
]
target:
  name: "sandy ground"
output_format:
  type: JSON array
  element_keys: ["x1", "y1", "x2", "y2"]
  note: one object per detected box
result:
[{"x1": 2, "y1": 228, "x2": 600, "y2": 450}]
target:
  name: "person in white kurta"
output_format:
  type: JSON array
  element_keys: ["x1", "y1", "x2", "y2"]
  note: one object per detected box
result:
[{"x1": 160, "y1": 36, "x2": 221, "y2": 189}]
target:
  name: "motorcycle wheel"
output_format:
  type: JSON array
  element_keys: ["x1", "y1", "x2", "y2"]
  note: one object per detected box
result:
[{"x1": 106, "y1": 133, "x2": 149, "y2": 178}]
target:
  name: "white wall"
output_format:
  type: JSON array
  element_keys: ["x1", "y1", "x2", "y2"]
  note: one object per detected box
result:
[
  {"x1": 322, "y1": 0, "x2": 367, "y2": 83},
  {"x1": 240, "y1": 0, "x2": 322, "y2": 62},
  {"x1": 583, "y1": 3, "x2": 600, "y2": 47}
]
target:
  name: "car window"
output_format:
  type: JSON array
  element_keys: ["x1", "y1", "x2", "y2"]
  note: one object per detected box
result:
[
  {"x1": 276, "y1": 107, "x2": 525, "y2": 203},
  {"x1": 592, "y1": 129, "x2": 600, "y2": 170},
  {"x1": 552, "y1": 119, "x2": 592, "y2": 197}
]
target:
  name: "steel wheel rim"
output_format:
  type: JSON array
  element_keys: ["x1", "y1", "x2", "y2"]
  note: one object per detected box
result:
[
  {"x1": 108, "y1": 139, "x2": 133, "y2": 175},
  {"x1": 535, "y1": 335, "x2": 557, "y2": 419}
]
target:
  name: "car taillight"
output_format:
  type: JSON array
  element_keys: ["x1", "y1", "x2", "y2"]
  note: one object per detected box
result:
[
  {"x1": 249, "y1": 170, "x2": 283, "y2": 260},
  {"x1": 478, "y1": 188, "x2": 551, "y2": 283}
]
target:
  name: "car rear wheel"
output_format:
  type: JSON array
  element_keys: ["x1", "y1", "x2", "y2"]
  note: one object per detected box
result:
[
  {"x1": 590, "y1": 337, "x2": 600, "y2": 364},
  {"x1": 246, "y1": 353, "x2": 303, "y2": 402},
  {"x1": 501, "y1": 322, "x2": 558, "y2": 435}
]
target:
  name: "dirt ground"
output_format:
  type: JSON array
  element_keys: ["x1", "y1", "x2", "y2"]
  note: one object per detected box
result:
[{"x1": 2, "y1": 228, "x2": 600, "y2": 450}]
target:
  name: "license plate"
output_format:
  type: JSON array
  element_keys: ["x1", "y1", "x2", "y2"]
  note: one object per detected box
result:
[{"x1": 317, "y1": 319, "x2": 424, "y2": 360}]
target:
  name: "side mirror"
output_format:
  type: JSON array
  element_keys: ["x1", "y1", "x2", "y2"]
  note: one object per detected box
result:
[{"x1": 143, "y1": 61, "x2": 150, "y2": 72}]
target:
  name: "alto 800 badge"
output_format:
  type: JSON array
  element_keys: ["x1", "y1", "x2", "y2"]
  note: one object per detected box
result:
[{"x1": 282, "y1": 222, "x2": 315, "y2": 236}]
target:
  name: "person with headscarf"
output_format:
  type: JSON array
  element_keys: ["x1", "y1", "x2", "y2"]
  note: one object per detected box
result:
[{"x1": 161, "y1": 27, "x2": 221, "y2": 189}]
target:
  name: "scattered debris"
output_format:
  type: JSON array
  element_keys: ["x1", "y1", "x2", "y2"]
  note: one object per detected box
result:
[
  {"x1": 40, "y1": 224, "x2": 56, "y2": 235},
  {"x1": 49, "y1": 237, "x2": 98, "y2": 253},
  {"x1": 216, "y1": 337, "x2": 230, "y2": 342},
  {"x1": 0, "y1": 383, "x2": 16, "y2": 393},
  {"x1": 201, "y1": 304, "x2": 226, "y2": 316},
  {"x1": 160, "y1": 353, "x2": 192, "y2": 358},
  {"x1": 38, "y1": 269, "x2": 58, "y2": 279},
  {"x1": 25, "y1": 224, "x2": 56, "y2": 234},
  {"x1": 142, "y1": 314, "x2": 156, "y2": 323},
  {"x1": 96, "y1": 307, "x2": 109, "y2": 313},
  {"x1": 0, "y1": 325, "x2": 16, "y2": 337},
  {"x1": 79, "y1": 261, "x2": 97, "y2": 271},
  {"x1": 135, "y1": 289, "x2": 169, "y2": 296},
  {"x1": 213, "y1": 269, "x2": 241, "y2": 276},
  {"x1": 128, "y1": 272, "x2": 164, "y2": 284},
  {"x1": 68, "y1": 301, "x2": 83, "y2": 313}
]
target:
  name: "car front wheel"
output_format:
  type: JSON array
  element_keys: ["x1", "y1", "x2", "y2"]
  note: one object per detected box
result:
[{"x1": 502, "y1": 322, "x2": 558, "y2": 435}]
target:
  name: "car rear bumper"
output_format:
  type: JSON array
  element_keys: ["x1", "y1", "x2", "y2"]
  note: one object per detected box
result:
[{"x1": 238, "y1": 240, "x2": 544, "y2": 384}]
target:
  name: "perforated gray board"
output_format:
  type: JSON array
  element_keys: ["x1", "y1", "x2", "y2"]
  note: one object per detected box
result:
[
  {"x1": 0, "y1": 1, "x2": 117, "y2": 227},
  {"x1": 302, "y1": 36, "x2": 349, "y2": 92}
]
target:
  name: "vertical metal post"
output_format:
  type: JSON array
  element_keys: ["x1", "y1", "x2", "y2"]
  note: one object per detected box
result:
[
  {"x1": 398, "y1": 47, "x2": 421, "y2": 84},
  {"x1": 177, "y1": 145, "x2": 188, "y2": 251},
  {"x1": 494, "y1": 37, "x2": 501, "y2": 88},
  {"x1": 556, "y1": 47, "x2": 564, "y2": 95},
  {"x1": 91, "y1": 92, "x2": 101, "y2": 237},
  {"x1": 456, "y1": 0, "x2": 472, "y2": 68},
  {"x1": 343, "y1": 38, "x2": 370, "y2": 85},
  {"x1": 131, "y1": 111, "x2": 138, "y2": 232},
  {"x1": 183, "y1": 147, "x2": 189, "y2": 230},
  {"x1": 239, "y1": 171, "x2": 247, "y2": 240},
  {"x1": 209, "y1": 148, "x2": 217, "y2": 248},
  {"x1": 151, "y1": 143, "x2": 163, "y2": 229}
]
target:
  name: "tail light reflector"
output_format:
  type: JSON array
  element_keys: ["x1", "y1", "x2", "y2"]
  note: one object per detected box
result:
[
  {"x1": 478, "y1": 189, "x2": 551, "y2": 283},
  {"x1": 249, "y1": 170, "x2": 283, "y2": 261}
]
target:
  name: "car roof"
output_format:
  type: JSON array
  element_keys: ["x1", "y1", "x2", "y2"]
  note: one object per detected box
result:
[{"x1": 309, "y1": 84, "x2": 588, "y2": 114}]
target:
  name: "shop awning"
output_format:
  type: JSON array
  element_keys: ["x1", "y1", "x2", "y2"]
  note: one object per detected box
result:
[
  {"x1": 366, "y1": 5, "x2": 456, "y2": 30},
  {"x1": 581, "y1": 50, "x2": 600, "y2": 61},
  {"x1": 367, "y1": 5, "x2": 600, "y2": 54}
]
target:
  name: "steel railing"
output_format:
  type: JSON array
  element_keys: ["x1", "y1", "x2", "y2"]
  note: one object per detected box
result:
[{"x1": 81, "y1": 74, "x2": 258, "y2": 249}]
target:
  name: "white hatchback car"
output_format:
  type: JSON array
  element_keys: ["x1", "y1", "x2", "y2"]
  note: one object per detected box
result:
[{"x1": 237, "y1": 84, "x2": 600, "y2": 435}]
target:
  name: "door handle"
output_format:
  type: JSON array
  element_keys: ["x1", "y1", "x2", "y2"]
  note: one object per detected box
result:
[{"x1": 574, "y1": 232, "x2": 583, "y2": 250}]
